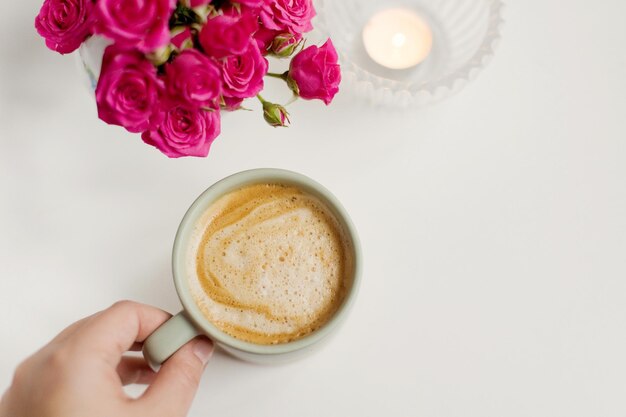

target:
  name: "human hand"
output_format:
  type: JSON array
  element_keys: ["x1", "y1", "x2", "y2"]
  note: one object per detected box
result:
[{"x1": 0, "y1": 301, "x2": 213, "y2": 417}]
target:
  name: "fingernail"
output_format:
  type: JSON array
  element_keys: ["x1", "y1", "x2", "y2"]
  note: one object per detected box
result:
[{"x1": 193, "y1": 338, "x2": 214, "y2": 365}]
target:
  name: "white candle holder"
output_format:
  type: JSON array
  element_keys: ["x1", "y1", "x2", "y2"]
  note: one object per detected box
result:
[{"x1": 315, "y1": 0, "x2": 504, "y2": 108}]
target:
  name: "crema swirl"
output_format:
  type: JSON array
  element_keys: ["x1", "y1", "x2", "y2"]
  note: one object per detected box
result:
[{"x1": 187, "y1": 183, "x2": 353, "y2": 345}]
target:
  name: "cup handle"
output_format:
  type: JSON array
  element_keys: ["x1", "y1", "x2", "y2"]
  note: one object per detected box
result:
[{"x1": 142, "y1": 311, "x2": 202, "y2": 370}]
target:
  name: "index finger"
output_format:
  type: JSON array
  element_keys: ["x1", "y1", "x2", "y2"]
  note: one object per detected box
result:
[{"x1": 67, "y1": 300, "x2": 171, "y2": 367}]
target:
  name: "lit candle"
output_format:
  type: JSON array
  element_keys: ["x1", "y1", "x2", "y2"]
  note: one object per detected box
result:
[{"x1": 362, "y1": 8, "x2": 433, "y2": 70}]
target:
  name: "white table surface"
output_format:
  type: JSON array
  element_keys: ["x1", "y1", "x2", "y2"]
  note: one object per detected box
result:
[{"x1": 2, "y1": 1, "x2": 626, "y2": 416}]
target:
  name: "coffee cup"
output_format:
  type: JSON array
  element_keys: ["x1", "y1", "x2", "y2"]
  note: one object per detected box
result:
[{"x1": 143, "y1": 168, "x2": 361, "y2": 367}]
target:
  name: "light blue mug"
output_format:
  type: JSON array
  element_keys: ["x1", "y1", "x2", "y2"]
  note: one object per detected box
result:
[{"x1": 143, "y1": 168, "x2": 362, "y2": 367}]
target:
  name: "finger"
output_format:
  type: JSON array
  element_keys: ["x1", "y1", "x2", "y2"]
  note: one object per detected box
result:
[
  {"x1": 64, "y1": 301, "x2": 172, "y2": 367},
  {"x1": 117, "y1": 356, "x2": 157, "y2": 385},
  {"x1": 140, "y1": 337, "x2": 213, "y2": 417},
  {"x1": 129, "y1": 342, "x2": 143, "y2": 352},
  {"x1": 49, "y1": 314, "x2": 97, "y2": 345}
]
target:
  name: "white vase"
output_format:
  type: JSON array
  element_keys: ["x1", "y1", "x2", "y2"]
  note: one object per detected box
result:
[{"x1": 74, "y1": 35, "x2": 112, "y2": 94}]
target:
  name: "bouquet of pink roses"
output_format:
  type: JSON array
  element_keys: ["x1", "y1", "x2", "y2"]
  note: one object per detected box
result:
[{"x1": 35, "y1": 0, "x2": 340, "y2": 158}]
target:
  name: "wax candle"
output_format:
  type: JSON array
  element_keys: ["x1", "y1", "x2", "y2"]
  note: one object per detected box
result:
[{"x1": 362, "y1": 8, "x2": 433, "y2": 70}]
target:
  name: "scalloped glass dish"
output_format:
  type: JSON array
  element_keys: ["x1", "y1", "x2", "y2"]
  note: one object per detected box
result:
[{"x1": 315, "y1": 0, "x2": 504, "y2": 107}]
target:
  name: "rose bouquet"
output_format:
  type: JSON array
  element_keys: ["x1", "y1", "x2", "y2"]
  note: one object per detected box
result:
[{"x1": 35, "y1": 0, "x2": 341, "y2": 158}]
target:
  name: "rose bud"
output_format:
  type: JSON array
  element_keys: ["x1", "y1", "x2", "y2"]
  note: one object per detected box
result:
[
  {"x1": 191, "y1": 3, "x2": 214, "y2": 23},
  {"x1": 269, "y1": 32, "x2": 303, "y2": 58},
  {"x1": 170, "y1": 26, "x2": 194, "y2": 52},
  {"x1": 261, "y1": 100, "x2": 290, "y2": 127},
  {"x1": 287, "y1": 39, "x2": 341, "y2": 105},
  {"x1": 147, "y1": 44, "x2": 172, "y2": 66}
]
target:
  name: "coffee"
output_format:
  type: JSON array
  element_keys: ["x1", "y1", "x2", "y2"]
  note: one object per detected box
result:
[{"x1": 187, "y1": 183, "x2": 354, "y2": 345}]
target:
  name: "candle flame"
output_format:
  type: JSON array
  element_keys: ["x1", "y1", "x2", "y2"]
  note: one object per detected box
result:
[{"x1": 391, "y1": 32, "x2": 406, "y2": 48}]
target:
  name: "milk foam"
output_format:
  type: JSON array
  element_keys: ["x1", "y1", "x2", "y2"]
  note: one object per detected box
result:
[{"x1": 186, "y1": 184, "x2": 353, "y2": 344}]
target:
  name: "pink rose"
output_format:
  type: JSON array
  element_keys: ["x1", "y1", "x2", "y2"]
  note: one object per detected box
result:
[
  {"x1": 142, "y1": 106, "x2": 221, "y2": 158},
  {"x1": 35, "y1": 0, "x2": 93, "y2": 54},
  {"x1": 288, "y1": 39, "x2": 341, "y2": 105},
  {"x1": 96, "y1": 46, "x2": 163, "y2": 133},
  {"x1": 269, "y1": 32, "x2": 302, "y2": 57},
  {"x1": 94, "y1": 0, "x2": 176, "y2": 52},
  {"x1": 163, "y1": 49, "x2": 222, "y2": 109},
  {"x1": 221, "y1": 42, "x2": 268, "y2": 99},
  {"x1": 260, "y1": 0, "x2": 315, "y2": 34},
  {"x1": 199, "y1": 12, "x2": 258, "y2": 59}
]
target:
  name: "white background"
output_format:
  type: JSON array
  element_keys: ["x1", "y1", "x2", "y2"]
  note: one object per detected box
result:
[{"x1": 1, "y1": 1, "x2": 626, "y2": 416}]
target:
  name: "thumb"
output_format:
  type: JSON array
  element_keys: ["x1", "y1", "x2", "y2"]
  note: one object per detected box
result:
[{"x1": 140, "y1": 337, "x2": 214, "y2": 417}]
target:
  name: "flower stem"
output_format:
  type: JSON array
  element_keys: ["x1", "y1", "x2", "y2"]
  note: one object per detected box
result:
[{"x1": 265, "y1": 71, "x2": 289, "y2": 80}]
